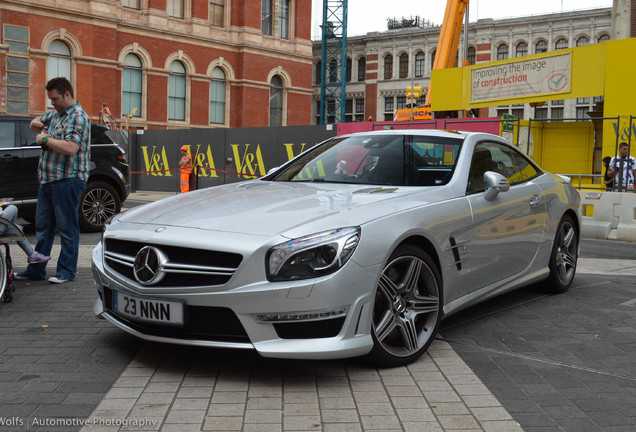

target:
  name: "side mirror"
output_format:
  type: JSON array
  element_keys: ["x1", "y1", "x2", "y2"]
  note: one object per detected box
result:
[{"x1": 483, "y1": 171, "x2": 510, "y2": 201}]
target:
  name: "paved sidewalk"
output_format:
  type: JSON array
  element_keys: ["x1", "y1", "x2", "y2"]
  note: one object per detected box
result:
[
  {"x1": 1, "y1": 194, "x2": 635, "y2": 431},
  {"x1": 1, "y1": 245, "x2": 523, "y2": 431},
  {"x1": 80, "y1": 339, "x2": 522, "y2": 432},
  {"x1": 3, "y1": 249, "x2": 634, "y2": 432}
]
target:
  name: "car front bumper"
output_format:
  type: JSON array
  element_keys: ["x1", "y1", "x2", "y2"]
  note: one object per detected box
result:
[{"x1": 92, "y1": 241, "x2": 379, "y2": 360}]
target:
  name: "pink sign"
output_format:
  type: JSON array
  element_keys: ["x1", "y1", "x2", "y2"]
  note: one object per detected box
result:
[{"x1": 337, "y1": 118, "x2": 501, "y2": 136}]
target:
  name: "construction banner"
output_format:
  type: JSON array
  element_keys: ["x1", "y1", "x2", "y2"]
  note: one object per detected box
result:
[{"x1": 470, "y1": 53, "x2": 571, "y2": 102}]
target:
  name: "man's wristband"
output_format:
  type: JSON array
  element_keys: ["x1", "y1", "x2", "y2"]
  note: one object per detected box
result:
[{"x1": 41, "y1": 135, "x2": 49, "y2": 145}]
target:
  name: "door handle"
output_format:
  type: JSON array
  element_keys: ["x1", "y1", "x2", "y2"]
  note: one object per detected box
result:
[
  {"x1": 529, "y1": 195, "x2": 541, "y2": 207},
  {"x1": 2, "y1": 154, "x2": 20, "y2": 160}
]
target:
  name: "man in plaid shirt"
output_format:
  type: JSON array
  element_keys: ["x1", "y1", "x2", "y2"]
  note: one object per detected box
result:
[{"x1": 16, "y1": 77, "x2": 90, "y2": 284}]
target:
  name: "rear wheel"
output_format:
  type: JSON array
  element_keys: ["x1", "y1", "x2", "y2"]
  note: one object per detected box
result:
[
  {"x1": 366, "y1": 245, "x2": 442, "y2": 367},
  {"x1": 79, "y1": 181, "x2": 121, "y2": 232},
  {"x1": 546, "y1": 215, "x2": 578, "y2": 293}
]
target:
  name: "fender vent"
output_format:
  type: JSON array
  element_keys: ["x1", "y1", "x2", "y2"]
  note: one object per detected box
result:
[{"x1": 449, "y1": 237, "x2": 462, "y2": 271}]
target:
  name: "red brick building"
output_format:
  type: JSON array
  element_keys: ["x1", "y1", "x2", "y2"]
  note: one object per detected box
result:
[{"x1": 0, "y1": 0, "x2": 313, "y2": 129}]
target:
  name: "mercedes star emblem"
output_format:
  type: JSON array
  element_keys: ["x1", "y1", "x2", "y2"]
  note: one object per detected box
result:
[{"x1": 133, "y1": 246, "x2": 167, "y2": 285}]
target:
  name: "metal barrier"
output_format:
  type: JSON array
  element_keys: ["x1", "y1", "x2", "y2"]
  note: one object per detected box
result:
[
  {"x1": 558, "y1": 173, "x2": 635, "y2": 192},
  {"x1": 558, "y1": 173, "x2": 608, "y2": 191}
]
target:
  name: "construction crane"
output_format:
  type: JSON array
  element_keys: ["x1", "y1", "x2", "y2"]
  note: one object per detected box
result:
[
  {"x1": 424, "y1": 0, "x2": 470, "y2": 108},
  {"x1": 319, "y1": 0, "x2": 348, "y2": 125},
  {"x1": 390, "y1": 0, "x2": 470, "y2": 121},
  {"x1": 319, "y1": 0, "x2": 467, "y2": 124}
]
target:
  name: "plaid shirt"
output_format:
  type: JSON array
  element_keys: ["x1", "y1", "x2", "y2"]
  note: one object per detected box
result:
[{"x1": 38, "y1": 102, "x2": 91, "y2": 184}]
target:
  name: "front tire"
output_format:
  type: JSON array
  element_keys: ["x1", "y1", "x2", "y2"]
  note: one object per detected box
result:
[
  {"x1": 546, "y1": 215, "x2": 578, "y2": 293},
  {"x1": 79, "y1": 181, "x2": 121, "y2": 232},
  {"x1": 366, "y1": 245, "x2": 442, "y2": 367}
]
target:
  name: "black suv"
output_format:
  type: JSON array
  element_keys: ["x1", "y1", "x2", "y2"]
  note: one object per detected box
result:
[{"x1": 0, "y1": 115, "x2": 130, "y2": 232}]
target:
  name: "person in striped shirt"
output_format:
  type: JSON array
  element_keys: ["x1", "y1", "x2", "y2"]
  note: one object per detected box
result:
[{"x1": 15, "y1": 77, "x2": 90, "y2": 284}]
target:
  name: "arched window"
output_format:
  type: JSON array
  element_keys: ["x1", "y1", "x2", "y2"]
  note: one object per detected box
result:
[
  {"x1": 535, "y1": 40, "x2": 547, "y2": 54},
  {"x1": 515, "y1": 42, "x2": 528, "y2": 57},
  {"x1": 415, "y1": 52, "x2": 425, "y2": 77},
  {"x1": 384, "y1": 54, "x2": 392, "y2": 79},
  {"x1": 496, "y1": 44, "x2": 508, "y2": 60},
  {"x1": 399, "y1": 53, "x2": 408, "y2": 78},
  {"x1": 122, "y1": 53, "x2": 142, "y2": 118},
  {"x1": 269, "y1": 75, "x2": 283, "y2": 127},
  {"x1": 467, "y1": 47, "x2": 475, "y2": 65},
  {"x1": 357, "y1": 57, "x2": 366, "y2": 81},
  {"x1": 209, "y1": 67, "x2": 225, "y2": 124},
  {"x1": 598, "y1": 34, "x2": 610, "y2": 43},
  {"x1": 168, "y1": 60, "x2": 186, "y2": 121},
  {"x1": 47, "y1": 40, "x2": 71, "y2": 82},
  {"x1": 555, "y1": 38, "x2": 568, "y2": 50},
  {"x1": 576, "y1": 36, "x2": 589, "y2": 46}
]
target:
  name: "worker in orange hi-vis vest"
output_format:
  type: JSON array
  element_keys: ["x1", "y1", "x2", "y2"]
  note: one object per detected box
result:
[{"x1": 179, "y1": 145, "x2": 193, "y2": 193}]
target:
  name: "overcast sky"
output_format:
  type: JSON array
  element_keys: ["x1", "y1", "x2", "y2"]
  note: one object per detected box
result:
[{"x1": 311, "y1": 0, "x2": 614, "y2": 39}]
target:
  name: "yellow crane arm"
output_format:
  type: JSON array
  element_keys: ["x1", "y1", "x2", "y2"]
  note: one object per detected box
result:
[{"x1": 424, "y1": 0, "x2": 469, "y2": 107}]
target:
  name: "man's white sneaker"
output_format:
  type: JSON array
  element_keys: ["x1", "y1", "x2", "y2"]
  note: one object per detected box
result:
[{"x1": 48, "y1": 276, "x2": 70, "y2": 284}]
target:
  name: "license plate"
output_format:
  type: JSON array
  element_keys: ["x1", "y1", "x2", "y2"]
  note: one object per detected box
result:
[{"x1": 113, "y1": 291, "x2": 184, "y2": 325}]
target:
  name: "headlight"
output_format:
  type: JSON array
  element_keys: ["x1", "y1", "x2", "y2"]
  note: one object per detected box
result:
[{"x1": 267, "y1": 227, "x2": 360, "y2": 281}]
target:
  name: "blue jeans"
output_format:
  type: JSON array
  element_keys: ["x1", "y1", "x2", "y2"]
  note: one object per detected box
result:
[{"x1": 24, "y1": 179, "x2": 85, "y2": 280}]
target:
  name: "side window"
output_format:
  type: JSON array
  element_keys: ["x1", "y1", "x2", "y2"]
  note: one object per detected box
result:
[
  {"x1": 0, "y1": 122, "x2": 17, "y2": 149},
  {"x1": 468, "y1": 142, "x2": 540, "y2": 193},
  {"x1": 506, "y1": 146, "x2": 540, "y2": 182},
  {"x1": 91, "y1": 124, "x2": 115, "y2": 145},
  {"x1": 468, "y1": 144, "x2": 498, "y2": 193},
  {"x1": 408, "y1": 137, "x2": 462, "y2": 186},
  {"x1": 488, "y1": 145, "x2": 519, "y2": 182},
  {"x1": 411, "y1": 138, "x2": 459, "y2": 167},
  {"x1": 19, "y1": 121, "x2": 37, "y2": 146}
]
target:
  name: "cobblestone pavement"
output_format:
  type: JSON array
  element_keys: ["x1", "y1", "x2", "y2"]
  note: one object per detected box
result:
[
  {"x1": 439, "y1": 272, "x2": 636, "y2": 432},
  {"x1": 0, "y1": 212, "x2": 635, "y2": 431}
]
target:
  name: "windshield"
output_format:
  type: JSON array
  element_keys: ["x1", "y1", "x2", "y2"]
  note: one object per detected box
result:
[{"x1": 271, "y1": 134, "x2": 463, "y2": 186}]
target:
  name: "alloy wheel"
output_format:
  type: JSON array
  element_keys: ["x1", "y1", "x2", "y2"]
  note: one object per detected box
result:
[
  {"x1": 372, "y1": 254, "x2": 440, "y2": 358},
  {"x1": 554, "y1": 220, "x2": 577, "y2": 286}
]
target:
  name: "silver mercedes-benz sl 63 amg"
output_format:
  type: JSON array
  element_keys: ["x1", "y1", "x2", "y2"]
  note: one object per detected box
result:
[{"x1": 92, "y1": 129, "x2": 580, "y2": 366}]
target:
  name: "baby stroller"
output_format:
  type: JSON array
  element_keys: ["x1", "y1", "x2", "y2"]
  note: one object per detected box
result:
[{"x1": 0, "y1": 199, "x2": 22, "y2": 303}]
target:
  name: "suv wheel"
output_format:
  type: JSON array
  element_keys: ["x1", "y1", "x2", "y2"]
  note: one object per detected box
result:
[{"x1": 79, "y1": 181, "x2": 121, "y2": 232}]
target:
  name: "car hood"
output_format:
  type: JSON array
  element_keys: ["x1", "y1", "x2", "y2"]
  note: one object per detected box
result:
[{"x1": 119, "y1": 181, "x2": 448, "y2": 236}]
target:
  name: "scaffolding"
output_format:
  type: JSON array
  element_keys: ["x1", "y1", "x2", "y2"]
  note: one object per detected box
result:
[{"x1": 319, "y1": 0, "x2": 348, "y2": 125}]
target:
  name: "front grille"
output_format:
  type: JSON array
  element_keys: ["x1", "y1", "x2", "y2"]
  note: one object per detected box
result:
[
  {"x1": 103, "y1": 287, "x2": 250, "y2": 342},
  {"x1": 106, "y1": 239, "x2": 242, "y2": 268},
  {"x1": 273, "y1": 317, "x2": 346, "y2": 339},
  {"x1": 104, "y1": 238, "x2": 242, "y2": 287}
]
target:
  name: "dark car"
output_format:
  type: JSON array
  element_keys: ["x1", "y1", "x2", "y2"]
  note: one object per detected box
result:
[{"x1": 0, "y1": 115, "x2": 130, "y2": 232}]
